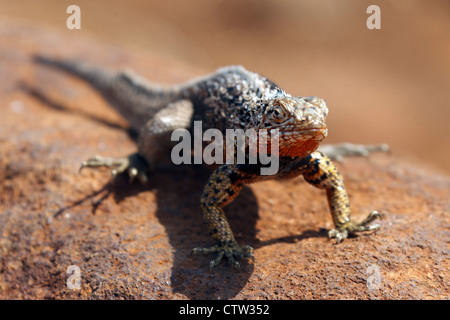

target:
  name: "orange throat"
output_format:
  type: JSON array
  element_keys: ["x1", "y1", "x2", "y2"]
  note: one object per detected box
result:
[
  {"x1": 279, "y1": 139, "x2": 321, "y2": 158},
  {"x1": 279, "y1": 128, "x2": 328, "y2": 158}
]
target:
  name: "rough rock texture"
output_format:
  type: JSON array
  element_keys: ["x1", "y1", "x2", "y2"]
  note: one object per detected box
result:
[{"x1": 0, "y1": 21, "x2": 448, "y2": 300}]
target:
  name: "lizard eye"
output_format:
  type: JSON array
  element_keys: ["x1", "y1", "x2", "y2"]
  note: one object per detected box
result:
[{"x1": 272, "y1": 107, "x2": 287, "y2": 122}]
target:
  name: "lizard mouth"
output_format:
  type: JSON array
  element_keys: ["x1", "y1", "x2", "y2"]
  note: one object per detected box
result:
[
  {"x1": 310, "y1": 127, "x2": 328, "y2": 139},
  {"x1": 284, "y1": 127, "x2": 328, "y2": 140},
  {"x1": 300, "y1": 127, "x2": 327, "y2": 134}
]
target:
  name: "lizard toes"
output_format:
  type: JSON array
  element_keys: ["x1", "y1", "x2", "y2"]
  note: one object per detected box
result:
[
  {"x1": 192, "y1": 243, "x2": 254, "y2": 270},
  {"x1": 329, "y1": 211, "x2": 382, "y2": 243},
  {"x1": 80, "y1": 153, "x2": 149, "y2": 184},
  {"x1": 328, "y1": 229, "x2": 348, "y2": 243}
]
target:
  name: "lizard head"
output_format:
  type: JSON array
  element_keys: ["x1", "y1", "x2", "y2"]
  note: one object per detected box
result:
[{"x1": 260, "y1": 96, "x2": 328, "y2": 158}]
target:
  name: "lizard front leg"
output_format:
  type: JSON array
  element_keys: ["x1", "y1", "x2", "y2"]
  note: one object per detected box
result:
[
  {"x1": 192, "y1": 164, "x2": 256, "y2": 269},
  {"x1": 301, "y1": 151, "x2": 381, "y2": 242}
]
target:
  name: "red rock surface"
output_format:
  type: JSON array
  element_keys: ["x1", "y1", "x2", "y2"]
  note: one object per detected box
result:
[{"x1": 0, "y1": 21, "x2": 448, "y2": 299}]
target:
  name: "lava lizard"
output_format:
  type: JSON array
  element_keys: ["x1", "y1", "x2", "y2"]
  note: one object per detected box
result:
[{"x1": 34, "y1": 56, "x2": 388, "y2": 269}]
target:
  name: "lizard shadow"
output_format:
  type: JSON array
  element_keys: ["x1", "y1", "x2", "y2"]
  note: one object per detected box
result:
[
  {"x1": 56, "y1": 162, "x2": 325, "y2": 300},
  {"x1": 105, "y1": 165, "x2": 325, "y2": 300},
  {"x1": 19, "y1": 82, "x2": 139, "y2": 140},
  {"x1": 25, "y1": 84, "x2": 325, "y2": 299},
  {"x1": 142, "y1": 164, "x2": 260, "y2": 300}
]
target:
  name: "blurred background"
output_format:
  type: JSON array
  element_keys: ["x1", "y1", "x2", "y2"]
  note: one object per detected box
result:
[{"x1": 1, "y1": 0, "x2": 449, "y2": 173}]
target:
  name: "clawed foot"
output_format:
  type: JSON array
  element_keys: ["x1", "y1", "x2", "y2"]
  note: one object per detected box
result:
[
  {"x1": 79, "y1": 153, "x2": 149, "y2": 183},
  {"x1": 328, "y1": 211, "x2": 382, "y2": 243},
  {"x1": 191, "y1": 242, "x2": 254, "y2": 270}
]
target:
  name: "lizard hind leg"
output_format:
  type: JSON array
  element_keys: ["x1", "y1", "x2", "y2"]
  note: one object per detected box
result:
[
  {"x1": 79, "y1": 99, "x2": 194, "y2": 184},
  {"x1": 137, "y1": 99, "x2": 194, "y2": 168}
]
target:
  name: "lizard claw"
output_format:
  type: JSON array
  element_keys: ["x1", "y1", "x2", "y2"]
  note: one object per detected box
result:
[
  {"x1": 80, "y1": 153, "x2": 149, "y2": 184},
  {"x1": 328, "y1": 211, "x2": 382, "y2": 243},
  {"x1": 191, "y1": 243, "x2": 254, "y2": 270}
]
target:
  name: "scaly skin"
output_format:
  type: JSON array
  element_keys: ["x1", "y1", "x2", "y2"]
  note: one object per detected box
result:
[{"x1": 34, "y1": 56, "x2": 385, "y2": 269}]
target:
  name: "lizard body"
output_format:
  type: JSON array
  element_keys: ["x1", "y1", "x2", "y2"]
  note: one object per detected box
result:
[{"x1": 34, "y1": 56, "x2": 385, "y2": 269}]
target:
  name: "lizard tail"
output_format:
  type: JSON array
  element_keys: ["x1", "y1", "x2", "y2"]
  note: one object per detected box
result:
[
  {"x1": 33, "y1": 55, "x2": 179, "y2": 130},
  {"x1": 33, "y1": 55, "x2": 114, "y2": 91}
]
